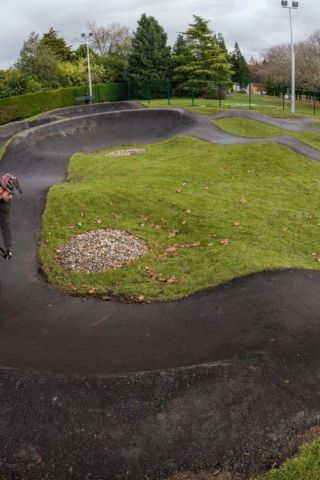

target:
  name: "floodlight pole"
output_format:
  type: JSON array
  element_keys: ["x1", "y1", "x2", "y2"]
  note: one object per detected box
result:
[
  {"x1": 81, "y1": 32, "x2": 93, "y2": 101},
  {"x1": 281, "y1": 1, "x2": 299, "y2": 113}
]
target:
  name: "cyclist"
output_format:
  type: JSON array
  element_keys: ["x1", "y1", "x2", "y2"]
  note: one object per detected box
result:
[{"x1": 0, "y1": 173, "x2": 22, "y2": 260}]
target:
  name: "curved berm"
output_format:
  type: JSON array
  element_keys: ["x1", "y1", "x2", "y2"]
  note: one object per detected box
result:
[{"x1": 1, "y1": 104, "x2": 320, "y2": 479}]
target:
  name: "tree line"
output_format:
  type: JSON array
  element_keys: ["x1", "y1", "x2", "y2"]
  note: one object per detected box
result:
[
  {"x1": 250, "y1": 30, "x2": 320, "y2": 90},
  {"x1": 0, "y1": 14, "x2": 251, "y2": 99}
]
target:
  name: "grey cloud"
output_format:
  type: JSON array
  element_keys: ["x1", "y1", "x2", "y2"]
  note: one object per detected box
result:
[{"x1": 0, "y1": 0, "x2": 317, "y2": 69}]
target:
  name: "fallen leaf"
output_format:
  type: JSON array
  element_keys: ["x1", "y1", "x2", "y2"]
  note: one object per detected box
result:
[
  {"x1": 186, "y1": 209, "x2": 192, "y2": 214},
  {"x1": 167, "y1": 276, "x2": 178, "y2": 284},
  {"x1": 176, "y1": 188, "x2": 182, "y2": 193},
  {"x1": 102, "y1": 296, "x2": 112, "y2": 301},
  {"x1": 114, "y1": 213, "x2": 120, "y2": 220},
  {"x1": 167, "y1": 230, "x2": 179, "y2": 238},
  {"x1": 88, "y1": 288, "x2": 96, "y2": 295},
  {"x1": 137, "y1": 295, "x2": 145, "y2": 302},
  {"x1": 239, "y1": 199, "x2": 248, "y2": 205},
  {"x1": 182, "y1": 220, "x2": 187, "y2": 225},
  {"x1": 95, "y1": 219, "x2": 102, "y2": 224},
  {"x1": 233, "y1": 222, "x2": 241, "y2": 227},
  {"x1": 204, "y1": 186, "x2": 209, "y2": 190},
  {"x1": 221, "y1": 239, "x2": 230, "y2": 246}
]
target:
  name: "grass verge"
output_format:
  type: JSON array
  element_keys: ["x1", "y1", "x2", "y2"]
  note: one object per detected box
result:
[
  {"x1": 40, "y1": 136, "x2": 320, "y2": 302},
  {"x1": 212, "y1": 117, "x2": 320, "y2": 151},
  {"x1": 257, "y1": 438, "x2": 320, "y2": 480}
]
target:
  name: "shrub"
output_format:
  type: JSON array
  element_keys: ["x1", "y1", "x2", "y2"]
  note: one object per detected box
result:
[{"x1": 0, "y1": 82, "x2": 128, "y2": 124}]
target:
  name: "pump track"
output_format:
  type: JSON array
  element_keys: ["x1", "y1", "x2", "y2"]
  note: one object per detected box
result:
[{"x1": 0, "y1": 102, "x2": 320, "y2": 479}]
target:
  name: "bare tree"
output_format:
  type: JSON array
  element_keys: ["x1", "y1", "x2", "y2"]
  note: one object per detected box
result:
[
  {"x1": 87, "y1": 21, "x2": 132, "y2": 58},
  {"x1": 260, "y1": 29, "x2": 320, "y2": 88}
]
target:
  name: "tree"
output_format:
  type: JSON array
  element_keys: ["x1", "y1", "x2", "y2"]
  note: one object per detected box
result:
[
  {"x1": 87, "y1": 22, "x2": 132, "y2": 58},
  {"x1": 39, "y1": 28, "x2": 72, "y2": 61},
  {"x1": 15, "y1": 31, "x2": 60, "y2": 88},
  {"x1": 127, "y1": 14, "x2": 171, "y2": 84},
  {"x1": 231, "y1": 42, "x2": 251, "y2": 87},
  {"x1": 173, "y1": 15, "x2": 233, "y2": 89},
  {"x1": 15, "y1": 31, "x2": 40, "y2": 74},
  {"x1": 171, "y1": 33, "x2": 192, "y2": 86}
]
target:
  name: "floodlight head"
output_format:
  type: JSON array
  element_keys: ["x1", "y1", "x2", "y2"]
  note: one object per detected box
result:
[
  {"x1": 292, "y1": 1, "x2": 298, "y2": 7},
  {"x1": 81, "y1": 33, "x2": 86, "y2": 38},
  {"x1": 281, "y1": 0, "x2": 288, "y2": 6}
]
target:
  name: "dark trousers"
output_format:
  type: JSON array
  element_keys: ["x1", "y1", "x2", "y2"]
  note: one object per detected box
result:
[{"x1": 0, "y1": 201, "x2": 12, "y2": 250}]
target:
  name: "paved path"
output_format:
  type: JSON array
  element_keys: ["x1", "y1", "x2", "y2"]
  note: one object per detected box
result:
[{"x1": 1, "y1": 103, "x2": 320, "y2": 479}]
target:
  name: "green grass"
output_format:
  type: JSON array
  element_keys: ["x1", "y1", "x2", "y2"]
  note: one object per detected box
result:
[
  {"x1": 141, "y1": 94, "x2": 320, "y2": 119},
  {"x1": 40, "y1": 137, "x2": 320, "y2": 301},
  {"x1": 0, "y1": 137, "x2": 13, "y2": 160},
  {"x1": 257, "y1": 438, "x2": 320, "y2": 480},
  {"x1": 213, "y1": 117, "x2": 320, "y2": 151}
]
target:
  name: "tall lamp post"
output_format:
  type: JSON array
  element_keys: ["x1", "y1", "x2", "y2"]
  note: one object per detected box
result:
[
  {"x1": 281, "y1": 1, "x2": 299, "y2": 113},
  {"x1": 81, "y1": 32, "x2": 93, "y2": 102}
]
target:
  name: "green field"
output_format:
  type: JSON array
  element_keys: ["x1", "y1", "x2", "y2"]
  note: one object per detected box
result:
[{"x1": 141, "y1": 93, "x2": 320, "y2": 118}]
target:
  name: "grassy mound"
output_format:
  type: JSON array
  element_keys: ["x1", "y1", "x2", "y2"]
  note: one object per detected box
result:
[
  {"x1": 213, "y1": 117, "x2": 320, "y2": 151},
  {"x1": 40, "y1": 137, "x2": 320, "y2": 301}
]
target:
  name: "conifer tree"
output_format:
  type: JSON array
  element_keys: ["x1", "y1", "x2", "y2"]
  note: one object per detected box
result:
[
  {"x1": 231, "y1": 42, "x2": 251, "y2": 87},
  {"x1": 173, "y1": 15, "x2": 233, "y2": 88},
  {"x1": 127, "y1": 14, "x2": 171, "y2": 84},
  {"x1": 39, "y1": 28, "x2": 72, "y2": 62}
]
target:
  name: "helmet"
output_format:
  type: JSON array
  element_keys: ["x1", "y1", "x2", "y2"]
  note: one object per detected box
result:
[{"x1": 1, "y1": 174, "x2": 22, "y2": 194}]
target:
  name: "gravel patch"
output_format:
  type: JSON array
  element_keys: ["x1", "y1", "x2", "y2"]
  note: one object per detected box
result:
[
  {"x1": 57, "y1": 229, "x2": 148, "y2": 273},
  {"x1": 105, "y1": 148, "x2": 146, "y2": 157}
]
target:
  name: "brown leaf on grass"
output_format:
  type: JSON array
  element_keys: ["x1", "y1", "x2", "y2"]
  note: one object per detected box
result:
[
  {"x1": 95, "y1": 218, "x2": 102, "y2": 224},
  {"x1": 176, "y1": 188, "x2": 182, "y2": 193},
  {"x1": 167, "y1": 230, "x2": 179, "y2": 239},
  {"x1": 182, "y1": 220, "x2": 187, "y2": 225},
  {"x1": 88, "y1": 288, "x2": 96, "y2": 295},
  {"x1": 220, "y1": 239, "x2": 230, "y2": 246},
  {"x1": 239, "y1": 199, "x2": 248, "y2": 205},
  {"x1": 180, "y1": 241, "x2": 200, "y2": 248},
  {"x1": 137, "y1": 295, "x2": 145, "y2": 302},
  {"x1": 80, "y1": 212, "x2": 85, "y2": 218},
  {"x1": 149, "y1": 224, "x2": 162, "y2": 229},
  {"x1": 102, "y1": 295, "x2": 112, "y2": 301},
  {"x1": 204, "y1": 186, "x2": 209, "y2": 190},
  {"x1": 167, "y1": 276, "x2": 178, "y2": 285},
  {"x1": 186, "y1": 209, "x2": 192, "y2": 214},
  {"x1": 233, "y1": 222, "x2": 241, "y2": 227},
  {"x1": 114, "y1": 213, "x2": 120, "y2": 220},
  {"x1": 147, "y1": 271, "x2": 163, "y2": 281}
]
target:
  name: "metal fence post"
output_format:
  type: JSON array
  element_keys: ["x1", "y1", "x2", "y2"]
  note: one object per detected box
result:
[
  {"x1": 127, "y1": 81, "x2": 131, "y2": 101},
  {"x1": 147, "y1": 80, "x2": 151, "y2": 104},
  {"x1": 191, "y1": 79, "x2": 195, "y2": 107},
  {"x1": 167, "y1": 78, "x2": 171, "y2": 105}
]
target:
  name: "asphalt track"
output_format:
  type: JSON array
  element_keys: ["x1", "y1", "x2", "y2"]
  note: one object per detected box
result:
[{"x1": 1, "y1": 102, "x2": 320, "y2": 479}]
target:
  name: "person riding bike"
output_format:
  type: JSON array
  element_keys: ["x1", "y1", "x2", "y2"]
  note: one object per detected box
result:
[{"x1": 0, "y1": 173, "x2": 22, "y2": 260}]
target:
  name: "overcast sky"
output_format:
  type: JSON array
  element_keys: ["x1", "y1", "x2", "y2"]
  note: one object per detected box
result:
[{"x1": 0, "y1": 0, "x2": 317, "y2": 69}]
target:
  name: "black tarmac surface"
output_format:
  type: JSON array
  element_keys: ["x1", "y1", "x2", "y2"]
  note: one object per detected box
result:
[{"x1": 1, "y1": 102, "x2": 320, "y2": 479}]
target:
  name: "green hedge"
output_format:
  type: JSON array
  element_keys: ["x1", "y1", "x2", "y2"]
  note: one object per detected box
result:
[{"x1": 0, "y1": 82, "x2": 129, "y2": 125}]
